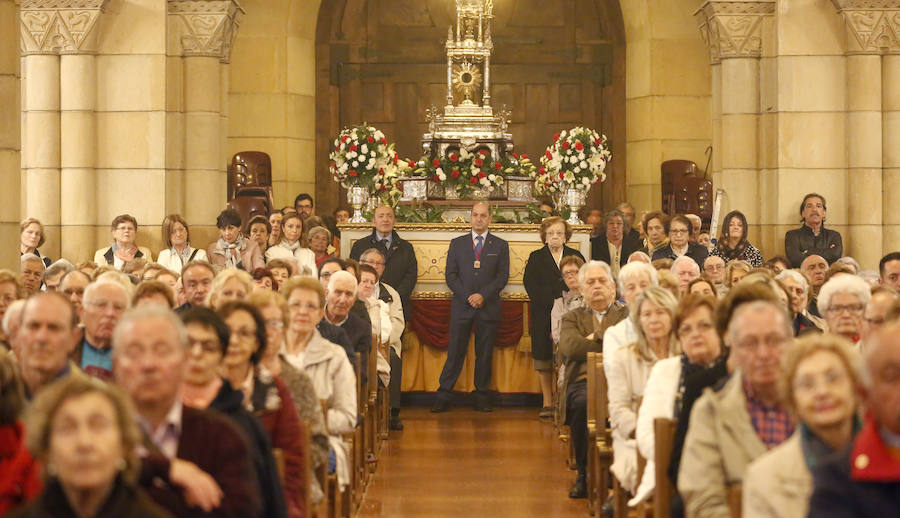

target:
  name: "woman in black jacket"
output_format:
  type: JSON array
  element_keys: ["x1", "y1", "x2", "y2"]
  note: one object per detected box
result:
[{"x1": 523, "y1": 216, "x2": 584, "y2": 420}]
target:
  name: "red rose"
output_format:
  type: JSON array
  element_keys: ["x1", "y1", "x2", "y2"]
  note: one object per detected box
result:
[
  {"x1": 494, "y1": 161, "x2": 502, "y2": 171},
  {"x1": 595, "y1": 138, "x2": 603, "y2": 146},
  {"x1": 433, "y1": 175, "x2": 441, "y2": 183},
  {"x1": 449, "y1": 153, "x2": 458, "y2": 162},
  {"x1": 349, "y1": 170, "x2": 358, "y2": 177},
  {"x1": 553, "y1": 133, "x2": 561, "y2": 141},
  {"x1": 479, "y1": 149, "x2": 488, "y2": 156},
  {"x1": 350, "y1": 144, "x2": 358, "y2": 152},
  {"x1": 380, "y1": 185, "x2": 387, "y2": 191},
  {"x1": 545, "y1": 150, "x2": 553, "y2": 160},
  {"x1": 367, "y1": 136, "x2": 375, "y2": 143},
  {"x1": 562, "y1": 141, "x2": 570, "y2": 150},
  {"x1": 393, "y1": 155, "x2": 399, "y2": 164},
  {"x1": 379, "y1": 168, "x2": 384, "y2": 175},
  {"x1": 341, "y1": 135, "x2": 349, "y2": 143},
  {"x1": 521, "y1": 154, "x2": 529, "y2": 160},
  {"x1": 539, "y1": 167, "x2": 546, "y2": 174},
  {"x1": 559, "y1": 172, "x2": 564, "y2": 179},
  {"x1": 469, "y1": 177, "x2": 478, "y2": 185},
  {"x1": 381, "y1": 137, "x2": 387, "y2": 145},
  {"x1": 478, "y1": 171, "x2": 486, "y2": 179},
  {"x1": 451, "y1": 170, "x2": 460, "y2": 178},
  {"x1": 432, "y1": 159, "x2": 441, "y2": 167},
  {"x1": 575, "y1": 141, "x2": 584, "y2": 151},
  {"x1": 512, "y1": 152, "x2": 519, "y2": 159},
  {"x1": 474, "y1": 158, "x2": 484, "y2": 167},
  {"x1": 408, "y1": 160, "x2": 416, "y2": 168}
]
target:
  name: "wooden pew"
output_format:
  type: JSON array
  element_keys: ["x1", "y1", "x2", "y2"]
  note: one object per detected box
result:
[
  {"x1": 653, "y1": 418, "x2": 677, "y2": 518},
  {"x1": 586, "y1": 352, "x2": 600, "y2": 514},
  {"x1": 728, "y1": 484, "x2": 742, "y2": 518}
]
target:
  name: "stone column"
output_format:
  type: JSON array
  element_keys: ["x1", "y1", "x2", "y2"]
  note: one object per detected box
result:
[
  {"x1": 833, "y1": 1, "x2": 900, "y2": 262},
  {"x1": 695, "y1": 1, "x2": 775, "y2": 249},
  {"x1": 167, "y1": 0, "x2": 243, "y2": 246},
  {"x1": 20, "y1": 0, "x2": 108, "y2": 261},
  {"x1": 0, "y1": 0, "x2": 20, "y2": 269}
]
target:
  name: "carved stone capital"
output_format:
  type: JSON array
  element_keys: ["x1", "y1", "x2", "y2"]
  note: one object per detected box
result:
[
  {"x1": 167, "y1": 0, "x2": 244, "y2": 63},
  {"x1": 832, "y1": 1, "x2": 900, "y2": 54},
  {"x1": 19, "y1": 0, "x2": 110, "y2": 55},
  {"x1": 694, "y1": 1, "x2": 776, "y2": 64}
]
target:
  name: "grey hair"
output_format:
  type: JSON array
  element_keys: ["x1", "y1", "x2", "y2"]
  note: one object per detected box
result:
[
  {"x1": 617, "y1": 261, "x2": 659, "y2": 294},
  {"x1": 2, "y1": 300, "x2": 25, "y2": 336},
  {"x1": 578, "y1": 260, "x2": 612, "y2": 287},
  {"x1": 308, "y1": 225, "x2": 331, "y2": 241},
  {"x1": 616, "y1": 202, "x2": 635, "y2": 213},
  {"x1": 20, "y1": 253, "x2": 44, "y2": 268},
  {"x1": 627, "y1": 251, "x2": 651, "y2": 264},
  {"x1": 43, "y1": 259, "x2": 74, "y2": 282},
  {"x1": 836, "y1": 256, "x2": 861, "y2": 274},
  {"x1": 672, "y1": 255, "x2": 700, "y2": 274},
  {"x1": 818, "y1": 274, "x2": 872, "y2": 314},
  {"x1": 327, "y1": 269, "x2": 358, "y2": 297},
  {"x1": 83, "y1": 279, "x2": 132, "y2": 309},
  {"x1": 360, "y1": 248, "x2": 385, "y2": 262},
  {"x1": 112, "y1": 306, "x2": 188, "y2": 354},
  {"x1": 727, "y1": 300, "x2": 793, "y2": 348},
  {"x1": 775, "y1": 269, "x2": 809, "y2": 297}
]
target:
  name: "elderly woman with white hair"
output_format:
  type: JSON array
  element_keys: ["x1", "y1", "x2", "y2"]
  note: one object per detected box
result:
[
  {"x1": 818, "y1": 274, "x2": 872, "y2": 343},
  {"x1": 603, "y1": 261, "x2": 659, "y2": 360},
  {"x1": 206, "y1": 269, "x2": 254, "y2": 310},
  {"x1": 606, "y1": 286, "x2": 681, "y2": 494},
  {"x1": 776, "y1": 269, "x2": 826, "y2": 335}
]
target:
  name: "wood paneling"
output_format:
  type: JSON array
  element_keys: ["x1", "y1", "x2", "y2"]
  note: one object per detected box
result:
[{"x1": 316, "y1": 0, "x2": 626, "y2": 214}]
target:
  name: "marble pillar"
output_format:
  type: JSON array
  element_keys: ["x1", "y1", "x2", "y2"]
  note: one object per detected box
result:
[{"x1": 0, "y1": 0, "x2": 19, "y2": 269}]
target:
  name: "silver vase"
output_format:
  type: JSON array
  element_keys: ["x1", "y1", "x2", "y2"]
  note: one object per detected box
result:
[
  {"x1": 564, "y1": 188, "x2": 586, "y2": 225},
  {"x1": 347, "y1": 186, "x2": 369, "y2": 223}
]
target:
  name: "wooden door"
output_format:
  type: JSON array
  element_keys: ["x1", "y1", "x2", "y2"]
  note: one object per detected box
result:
[{"x1": 316, "y1": 0, "x2": 625, "y2": 214}]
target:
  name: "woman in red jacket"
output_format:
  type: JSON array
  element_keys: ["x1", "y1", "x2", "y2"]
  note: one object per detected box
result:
[
  {"x1": 218, "y1": 301, "x2": 309, "y2": 518},
  {"x1": 0, "y1": 349, "x2": 41, "y2": 515}
]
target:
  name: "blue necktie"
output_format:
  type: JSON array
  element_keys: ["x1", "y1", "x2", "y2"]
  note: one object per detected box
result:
[{"x1": 475, "y1": 235, "x2": 483, "y2": 258}]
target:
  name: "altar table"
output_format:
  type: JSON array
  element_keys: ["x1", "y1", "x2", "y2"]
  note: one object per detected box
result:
[{"x1": 340, "y1": 221, "x2": 592, "y2": 396}]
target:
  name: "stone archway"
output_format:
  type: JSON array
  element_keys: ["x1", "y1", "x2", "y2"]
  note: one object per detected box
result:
[{"x1": 313, "y1": 0, "x2": 627, "y2": 215}]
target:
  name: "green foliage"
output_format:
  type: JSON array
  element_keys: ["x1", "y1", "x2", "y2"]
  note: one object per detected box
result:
[{"x1": 394, "y1": 205, "x2": 446, "y2": 223}]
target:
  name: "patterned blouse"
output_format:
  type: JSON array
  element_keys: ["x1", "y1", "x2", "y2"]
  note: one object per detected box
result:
[{"x1": 711, "y1": 241, "x2": 764, "y2": 267}]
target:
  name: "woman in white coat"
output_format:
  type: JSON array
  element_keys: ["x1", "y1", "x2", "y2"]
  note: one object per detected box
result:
[
  {"x1": 607, "y1": 286, "x2": 680, "y2": 494},
  {"x1": 280, "y1": 276, "x2": 357, "y2": 490},
  {"x1": 631, "y1": 294, "x2": 725, "y2": 505},
  {"x1": 156, "y1": 214, "x2": 207, "y2": 273},
  {"x1": 265, "y1": 212, "x2": 316, "y2": 275}
]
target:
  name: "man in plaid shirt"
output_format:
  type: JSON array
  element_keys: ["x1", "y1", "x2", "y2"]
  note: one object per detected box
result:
[{"x1": 678, "y1": 299, "x2": 794, "y2": 518}]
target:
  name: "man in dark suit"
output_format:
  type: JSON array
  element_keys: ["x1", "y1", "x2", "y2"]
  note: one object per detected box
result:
[
  {"x1": 349, "y1": 204, "x2": 418, "y2": 322},
  {"x1": 591, "y1": 209, "x2": 643, "y2": 277},
  {"x1": 113, "y1": 307, "x2": 260, "y2": 518},
  {"x1": 432, "y1": 202, "x2": 509, "y2": 413}
]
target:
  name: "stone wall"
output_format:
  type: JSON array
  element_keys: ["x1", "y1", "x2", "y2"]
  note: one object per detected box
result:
[{"x1": 0, "y1": 0, "x2": 19, "y2": 269}]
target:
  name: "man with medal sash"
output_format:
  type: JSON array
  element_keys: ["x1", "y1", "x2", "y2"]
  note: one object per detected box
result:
[{"x1": 432, "y1": 202, "x2": 510, "y2": 413}]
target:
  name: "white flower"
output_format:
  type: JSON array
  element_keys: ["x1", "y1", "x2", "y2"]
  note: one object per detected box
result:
[
  {"x1": 573, "y1": 165, "x2": 581, "y2": 173},
  {"x1": 580, "y1": 161, "x2": 587, "y2": 169},
  {"x1": 352, "y1": 160, "x2": 359, "y2": 167},
  {"x1": 480, "y1": 178, "x2": 490, "y2": 186},
  {"x1": 361, "y1": 144, "x2": 368, "y2": 154},
  {"x1": 488, "y1": 174, "x2": 496, "y2": 181},
  {"x1": 582, "y1": 177, "x2": 590, "y2": 185}
]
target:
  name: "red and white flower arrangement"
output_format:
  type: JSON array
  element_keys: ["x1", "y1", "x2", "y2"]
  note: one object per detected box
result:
[
  {"x1": 536, "y1": 127, "x2": 611, "y2": 193},
  {"x1": 329, "y1": 124, "x2": 406, "y2": 197},
  {"x1": 415, "y1": 148, "x2": 505, "y2": 197}
]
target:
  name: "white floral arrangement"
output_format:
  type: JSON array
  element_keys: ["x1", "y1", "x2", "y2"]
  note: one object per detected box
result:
[
  {"x1": 415, "y1": 147, "x2": 505, "y2": 197},
  {"x1": 538, "y1": 127, "x2": 611, "y2": 192},
  {"x1": 329, "y1": 123, "x2": 404, "y2": 195}
]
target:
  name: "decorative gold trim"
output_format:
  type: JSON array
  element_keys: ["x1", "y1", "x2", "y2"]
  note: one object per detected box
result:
[
  {"x1": 412, "y1": 290, "x2": 530, "y2": 301},
  {"x1": 339, "y1": 222, "x2": 593, "y2": 233}
]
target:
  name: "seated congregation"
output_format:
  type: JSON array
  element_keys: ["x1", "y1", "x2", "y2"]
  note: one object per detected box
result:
[{"x1": 3, "y1": 190, "x2": 900, "y2": 518}]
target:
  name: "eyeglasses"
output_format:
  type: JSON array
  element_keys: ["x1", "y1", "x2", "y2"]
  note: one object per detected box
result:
[
  {"x1": 361, "y1": 259, "x2": 385, "y2": 266},
  {"x1": 670, "y1": 229, "x2": 689, "y2": 235},
  {"x1": 827, "y1": 304, "x2": 864, "y2": 315}
]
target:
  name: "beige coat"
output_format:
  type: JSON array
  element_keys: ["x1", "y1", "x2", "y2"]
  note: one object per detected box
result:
[
  {"x1": 678, "y1": 371, "x2": 767, "y2": 518},
  {"x1": 742, "y1": 433, "x2": 811, "y2": 518}
]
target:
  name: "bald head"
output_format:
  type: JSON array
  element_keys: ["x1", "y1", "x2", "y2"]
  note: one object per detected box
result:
[
  {"x1": 471, "y1": 202, "x2": 491, "y2": 234},
  {"x1": 801, "y1": 254, "x2": 828, "y2": 288}
]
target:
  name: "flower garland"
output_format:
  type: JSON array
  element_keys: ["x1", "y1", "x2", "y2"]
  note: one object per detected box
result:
[
  {"x1": 415, "y1": 148, "x2": 505, "y2": 197},
  {"x1": 537, "y1": 127, "x2": 611, "y2": 192}
]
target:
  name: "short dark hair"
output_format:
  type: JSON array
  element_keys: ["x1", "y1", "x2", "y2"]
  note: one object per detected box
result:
[
  {"x1": 643, "y1": 211, "x2": 670, "y2": 234},
  {"x1": 23, "y1": 292, "x2": 78, "y2": 330},
  {"x1": 133, "y1": 280, "x2": 175, "y2": 309},
  {"x1": 217, "y1": 301, "x2": 268, "y2": 365},
  {"x1": 668, "y1": 214, "x2": 692, "y2": 233},
  {"x1": 318, "y1": 257, "x2": 345, "y2": 277},
  {"x1": 251, "y1": 267, "x2": 276, "y2": 287},
  {"x1": 245, "y1": 215, "x2": 271, "y2": 235},
  {"x1": 111, "y1": 214, "x2": 138, "y2": 231},
  {"x1": 359, "y1": 263, "x2": 379, "y2": 282},
  {"x1": 294, "y1": 193, "x2": 314, "y2": 207},
  {"x1": 799, "y1": 193, "x2": 826, "y2": 217},
  {"x1": 180, "y1": 307, "x2": 230, "y2": 356},
  {"x1": 216, "y1": 209, "x2": 242, "y2": 229},
  {"x1": 880, "y1": 252, "x2": 900, "y2": 277}
]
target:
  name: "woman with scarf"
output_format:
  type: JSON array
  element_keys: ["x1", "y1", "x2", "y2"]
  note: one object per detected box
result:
[
  {"x1": 207, "y1": 209, "x2": 264, "y2": 272},
  {"x1": 265, "y1": 212, "x2": 317, "y2": 274},
  {"x1": 711, "y1": 210, "x2": 764, "y2": 267},
  {"x1": 631, "y1": 294, "x2": 727, "y2": 505},
  {"x1": 743, "y1": 333, "x2": 862, "y2": 518}
]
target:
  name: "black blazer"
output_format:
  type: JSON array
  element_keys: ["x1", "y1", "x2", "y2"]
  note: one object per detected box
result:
[
  {"x1": 349, "y1": 229, "x2": 418, "y2": 319},
  {"x1": 651, "y1": 242, "x2": 709, "y2": 268},
  {"x1": 445, "y1": 232, "x2": 509, "y2": 321},
  {"x1": 591, "y1": 233, "x2": 644, "y2": 267},
  {"x1": 784, "y1": 224, "x2": 843, "y2": 267},
  {"x1": 523, "y1": 245, "x2": 584, "y2": 360}
]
